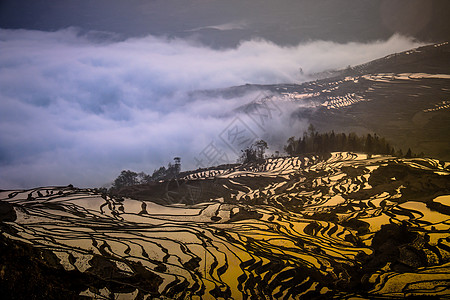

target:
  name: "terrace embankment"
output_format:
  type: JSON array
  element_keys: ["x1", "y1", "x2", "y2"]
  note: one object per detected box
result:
[{"x1": 0, "y1": 152, "x2": 449, "y2": 298}]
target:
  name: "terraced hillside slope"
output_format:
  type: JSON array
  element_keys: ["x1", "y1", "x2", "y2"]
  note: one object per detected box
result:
[
  {"x1": 1, "y1": 153, "x2": 449, "y2": 299},
  {"x1": 197, "y1": 41, "x2": 450, "y2": 160}
]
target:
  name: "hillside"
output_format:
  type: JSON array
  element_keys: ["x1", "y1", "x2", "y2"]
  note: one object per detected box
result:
[
  {"x1": 196, "y1": 41, "x2": 450, "y2": 160},
  {"x1": 1, "y1": 153, "x2": 449, "y2": 298}
]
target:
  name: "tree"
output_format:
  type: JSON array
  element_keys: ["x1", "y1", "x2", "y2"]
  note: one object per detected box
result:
[
  {"x1": 405, "y1": 148, "x2": 412, "y2": 158},
  {"x1": 240, "y1": 140, "x2": 268, "y2": 163},
  {"x1": 109, "y1": 157, "x2": 182, "y2": 192},
  {"x1": 137, "y1": 172, "x2": 151, "y2": 184},
  {"x1": 150, "y1": 157, "x2": 181, "y2": 181},
  {"x1": 281, "y1": 129, "x2": 416, "y2": 158},
  {"x1": 365, "y1": 134, "x2": 374, "y2": 155},
  {"x1": 307, "y1": 124, "x2": 316, "y2": 137},
  {"x1": 240, "y1": 148, "x2": 257, "y2": 163},
  {"x1": 173, "y1": 157, "x2": 181, "y2": 174},
  {"x1": 298, "y1": 137, "x2": 306, "y2": 154},
  {"x1": 165, "y1": 162, "x2": 179, "y2": 179},
  {"x1": 112, "y1": 170, "x2": 138, "y2": 190},
  {"x1": 347, "y1": 133, "x2": 358, "y2": 151},
  {"x1": 254, "y1": 140, "x2": 268, "y2": 160},
  {"x1": 284, "y1": 136, "x2": 296, "y2": 155}
]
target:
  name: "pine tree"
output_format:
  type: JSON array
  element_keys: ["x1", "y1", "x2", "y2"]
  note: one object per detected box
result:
[{"x1": 405, "y1": 148, "x2": 412, "y2": 158}]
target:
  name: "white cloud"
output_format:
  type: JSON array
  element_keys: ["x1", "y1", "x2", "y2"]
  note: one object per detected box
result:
[
  {"x1": 185, "y1": 21, "x2": 248, "y2": 32},
  {"x1": 0, "y1": 28, "x2": 423, "y2": 188}
]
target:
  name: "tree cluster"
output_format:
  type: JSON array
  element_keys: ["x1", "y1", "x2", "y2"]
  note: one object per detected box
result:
[
  {"x1": 284, "y1": 124, "x2": 417, "y2": 158},
  {"x1": 239, "y1": 140, "x2": 268, "y2": 164},
  {"x1": 110, "y1": 158, "x2": 181, "y2": 191}
]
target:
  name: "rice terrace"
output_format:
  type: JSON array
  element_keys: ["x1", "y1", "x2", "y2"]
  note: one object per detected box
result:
[
  {"x1": 1, "y1": 149, "x2": 450, "y2": 298},
  {"x1": 1, "y1": 1, "x2": 450, "y2": 299}
]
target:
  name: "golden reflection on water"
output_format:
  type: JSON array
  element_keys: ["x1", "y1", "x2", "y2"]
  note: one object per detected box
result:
[{"x1": 2, "y1": 153, "x2": 450, "y2": 298}]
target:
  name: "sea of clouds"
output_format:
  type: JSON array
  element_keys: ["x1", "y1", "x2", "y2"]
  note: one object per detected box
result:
[{"x1": 0, "y1": 28, "x2": 423, "y2": 188}]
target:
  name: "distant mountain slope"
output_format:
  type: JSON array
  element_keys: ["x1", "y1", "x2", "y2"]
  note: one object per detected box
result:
[
  {"x1": 306, "y1": 42, "x2": 450, "y2": 161},
  {"x1": 1, "y1": 153, "x2": 449, "y2": 298},
  {"x1": 317, "y1": 41, "x2": 450, "y2": 76},
  {"x1": 200, "y1": 42, "x2": 450, "y2": 160}
]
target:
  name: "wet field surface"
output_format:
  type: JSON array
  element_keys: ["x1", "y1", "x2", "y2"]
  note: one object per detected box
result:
[{"x1": 1, "y1": 152, "x2": 449, "y2": 299}]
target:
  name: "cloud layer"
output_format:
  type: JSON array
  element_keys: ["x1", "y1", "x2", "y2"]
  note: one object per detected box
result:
[{"x1": 0, "y1": 28, "x2": 423, "y2": 189}]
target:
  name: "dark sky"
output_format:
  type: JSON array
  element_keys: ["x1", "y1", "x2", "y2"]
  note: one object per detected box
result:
[
  {"x1": 1, "y1": 0, "x2": 449, "y2": 47},
  {"x1": 1, "y1": 0, "x2": 449, "y2": 189}
]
